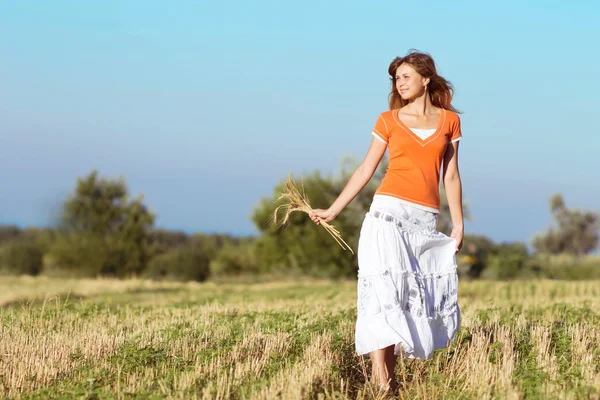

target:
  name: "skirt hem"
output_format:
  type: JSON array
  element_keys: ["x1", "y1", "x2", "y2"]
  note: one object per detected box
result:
[{"x1": 355, "y1": 305, "x2": 460, "y2": 359}]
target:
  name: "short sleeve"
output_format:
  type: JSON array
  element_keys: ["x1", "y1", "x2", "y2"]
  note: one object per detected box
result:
[
  {"x1": 371, "y1": 114, "x2": 389, "y2": 144},
  {"x1": 450, "y1": 114, "x2": 462, "y2": 143}
]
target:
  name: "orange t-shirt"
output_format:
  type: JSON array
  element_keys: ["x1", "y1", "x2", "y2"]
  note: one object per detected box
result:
[{"x1": 371, "y1": 108, "x2": 462, "y2": 212}]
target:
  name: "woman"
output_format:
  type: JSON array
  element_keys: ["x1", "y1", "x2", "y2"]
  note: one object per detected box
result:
[{"x1": 310, "y1": 50, "x2": 464, "y2": 390}]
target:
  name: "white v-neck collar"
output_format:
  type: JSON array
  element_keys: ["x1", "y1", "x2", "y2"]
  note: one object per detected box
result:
[
  {"x1": 392, "y1": 108, "x2": 446, "y2": 147},
  {"x1": 409, "y1": 128, "x2": 437, "y2": 141}
]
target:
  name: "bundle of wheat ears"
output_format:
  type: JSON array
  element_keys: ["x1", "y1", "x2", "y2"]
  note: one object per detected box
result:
[{"x1": 272, "y1": 176, "x2": 354, "y2": 254}]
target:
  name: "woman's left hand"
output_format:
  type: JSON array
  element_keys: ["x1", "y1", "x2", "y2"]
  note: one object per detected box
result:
[{"x1": 450, "y1": 227, "x2": 464, "y2": 253}]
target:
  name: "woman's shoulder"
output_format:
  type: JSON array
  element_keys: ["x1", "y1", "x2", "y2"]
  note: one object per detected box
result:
[
  {"x1": 443, "y1": 108, "x2": 461, "y2": 121},
  {"x1": 442, "y1": 109, "x2": 461, "y2": 130},
  {"x1": 376, "y1": 109, "x2": 396, "y2": 122},
  {"x1": 378, "y1": 109, "x2": 395, "y2": 117},
  {"x1": 442, "y1": 109, "x2": 462, "y2": 133}
]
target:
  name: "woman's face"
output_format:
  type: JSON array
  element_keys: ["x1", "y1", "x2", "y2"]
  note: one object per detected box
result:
[{"x1": 395, "y1": 63, "x2": 429, "y2": 100}]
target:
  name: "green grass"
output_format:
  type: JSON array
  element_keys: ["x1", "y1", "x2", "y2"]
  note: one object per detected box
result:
[{"x1": 0, "y1": 277, "x2": 599, "y2": 399}]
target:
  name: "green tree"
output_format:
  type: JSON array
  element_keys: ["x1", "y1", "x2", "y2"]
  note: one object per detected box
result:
[
  {"x1": 252, "y1": 169, "x2": 358, "y2": 278},
  {"x1": 532, "y1": 194, "x2": 599, "y2": 255},
  {"x1": 50, "y1": 170, "x2": 155, "y2": 277}
]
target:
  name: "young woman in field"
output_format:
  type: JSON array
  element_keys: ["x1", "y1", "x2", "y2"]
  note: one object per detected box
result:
[{"x1": 310, "y1": 50, "x2": 464, "y2": 391}]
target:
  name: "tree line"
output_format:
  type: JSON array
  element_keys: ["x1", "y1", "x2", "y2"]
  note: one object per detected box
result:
[{"x1": 1, "y1": 160, "x2": 598, "y2": 281}]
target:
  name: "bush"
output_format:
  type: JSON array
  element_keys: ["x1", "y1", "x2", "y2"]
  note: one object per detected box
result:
[
  {"x1": 21, "y1": 227, "x2": 55, "y2": 253},
  {"x1": 526, "y1": 254, "x2": 600, "y2": 280},
  {"x1": 47, "y1": 234, "x2": 121, "y2": 277},
  {"x1": 189, "y1": 233, "x2": 246, "y2": 260},
  {"x1": 210, "y1": 241, "x2": 258, "y2": 276},
  {"x1": 148, "y1": 229, "x2": 189, "y2": 256},
  {"x1": 0, "y1": 225, "x2": 21, "y2": 246},
  {"x1": 480, "y1": 242, "x2": 529, "y2": 280},
  {"x1": 538, "y1": 265, "x2": 600, "y2": 280},
  {"x1": 457, "y1": 234, "x2": 496, "y2": 279},
  {"x1": 0, "y1": 240, "x2": 44, "y2": 276},
  {"x1": 145, "y1": 246, "x2": 210, "y2": 282}
]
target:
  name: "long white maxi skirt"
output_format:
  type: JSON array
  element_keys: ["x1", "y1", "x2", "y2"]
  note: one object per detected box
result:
[{"x1": 355, "y1": 194, "x2": 460, "y2": 359}]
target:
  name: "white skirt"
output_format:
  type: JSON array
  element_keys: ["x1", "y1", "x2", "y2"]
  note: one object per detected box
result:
[{"x1": 354, "y1": 195, "x2": 460, "y2": 359}]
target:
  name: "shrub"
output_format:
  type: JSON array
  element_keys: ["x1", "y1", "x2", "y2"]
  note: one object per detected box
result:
[
  {"x1": 0, "y1": 225, "x2": 21, "y2": 246},
  {"x1": 148, "y1": 229, "x2": 189, "y2": 256},
  {"x1": 145, "y1": 246, "x2": 210, "y2": 282},
  {"x1": 480, "y1": 242, "x2": 529, "y2": 280},
  {"x1": 47, "y1": 234, "x2": 117, "y2": 277},
  {"x1": 527, "y1": 254, "x2": 600, "y2": 280},
  {"x1": 210, "y1": 241, "x2": 258, "y2": 276},
  {"x1": 0, "y1": 240, "x2": 44, "y2": 276}
]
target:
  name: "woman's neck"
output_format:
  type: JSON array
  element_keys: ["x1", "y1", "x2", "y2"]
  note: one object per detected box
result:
[{"x1": 404, "y1": 92, "x2": 435, "y2": 116}]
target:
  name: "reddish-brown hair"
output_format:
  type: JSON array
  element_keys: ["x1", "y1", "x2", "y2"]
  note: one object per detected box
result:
[{"x1": 388, "y1": 50, "x2": 460, "y2": 113}]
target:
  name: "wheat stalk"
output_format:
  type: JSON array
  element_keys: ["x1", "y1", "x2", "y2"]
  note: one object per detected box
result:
[{"x1": 271, "y1": 176, "x2": 354, "y2": 254}]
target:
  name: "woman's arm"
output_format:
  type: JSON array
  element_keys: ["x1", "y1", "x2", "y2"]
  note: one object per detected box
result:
[
  {"x1": 310, "y1": 137, "x2": 387, "y2": 225},
  {"x1": 442, "y1": 141, "x2": 464, "y2": 252}
]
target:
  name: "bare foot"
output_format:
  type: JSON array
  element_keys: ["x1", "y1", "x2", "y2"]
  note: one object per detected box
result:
[{"x1": 371, "y1": 378, "x2": 395, "y2": 393}]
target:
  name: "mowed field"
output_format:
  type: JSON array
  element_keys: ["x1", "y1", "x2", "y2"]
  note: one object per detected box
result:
[{"x1": 0, "y1": 276, "x2": 599, "y2": 399}]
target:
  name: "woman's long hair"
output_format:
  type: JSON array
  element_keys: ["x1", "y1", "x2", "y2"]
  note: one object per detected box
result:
[{"x1": 388, "y1": 50, "x2": 460, "y2": 113}]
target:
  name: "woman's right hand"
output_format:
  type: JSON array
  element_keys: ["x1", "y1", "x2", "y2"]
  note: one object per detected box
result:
[{"x1": 309, "y1": 208, "x2": 336, "y2": 225}]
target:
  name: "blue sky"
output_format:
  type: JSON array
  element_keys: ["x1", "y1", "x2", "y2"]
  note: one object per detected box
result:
[{"x1": 1, "y1": 1, "x2": 599, "y2": 245}]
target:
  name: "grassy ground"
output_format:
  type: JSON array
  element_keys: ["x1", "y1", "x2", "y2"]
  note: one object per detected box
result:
[{"x1": 0, "y1": 276, "x2": 599, "y2": 399}]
